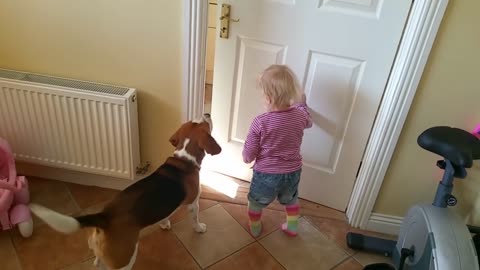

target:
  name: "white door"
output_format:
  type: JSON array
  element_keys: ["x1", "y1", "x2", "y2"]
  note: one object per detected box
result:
[{"x1": 204, "y1": 0, "x2": 411, "y2": 211}]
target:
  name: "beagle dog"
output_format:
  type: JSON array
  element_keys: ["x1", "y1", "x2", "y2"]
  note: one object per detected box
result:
[{"x1": 29, "y1": 113, "x2": 221, "y2": 270}]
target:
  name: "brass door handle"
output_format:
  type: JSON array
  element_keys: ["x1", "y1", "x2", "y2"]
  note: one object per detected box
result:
[
  {"x1": 219, "y1": 4, "x2": 239, "y2": 39},
  {"x1": 220, "y1": 15, "x2": 240, "y2": 22}
]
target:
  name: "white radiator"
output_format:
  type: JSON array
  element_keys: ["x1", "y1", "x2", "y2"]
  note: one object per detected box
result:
[{"x1": 0, "y1": 69, "x2": 140, "y2": 180}]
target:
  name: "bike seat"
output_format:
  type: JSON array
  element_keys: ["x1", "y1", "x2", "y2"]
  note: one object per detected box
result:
[{"x1": 417, "y1": 126, "x2": 480, "y2": 168}]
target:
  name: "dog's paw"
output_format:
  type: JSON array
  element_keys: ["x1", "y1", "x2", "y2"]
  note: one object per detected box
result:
[
  {"x1": 194, "y1": 222, "x2": 207, "y2": 233},
  {"x1": 159, "y1": 220, "x2": 171, "y2": 230}
]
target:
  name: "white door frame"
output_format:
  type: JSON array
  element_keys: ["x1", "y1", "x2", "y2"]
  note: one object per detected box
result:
[{"x1": 182, "y1": 0, "x2": 449, "y2": 229}]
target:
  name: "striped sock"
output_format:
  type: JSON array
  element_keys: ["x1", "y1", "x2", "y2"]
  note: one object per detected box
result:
[
  {"x1": 248, "y1": 202, "x2": 263, "y2": 237},
  {"x1": 282, "y1": 204, "x2": 300, "y2": 236}
]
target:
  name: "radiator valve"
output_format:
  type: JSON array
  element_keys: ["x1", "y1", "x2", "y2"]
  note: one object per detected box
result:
[{"x1": 136, "y1": 161, "x2": 151, "y2": 175}]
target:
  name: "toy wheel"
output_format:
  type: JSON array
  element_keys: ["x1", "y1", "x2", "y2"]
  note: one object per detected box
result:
[{"x1": 18, "y1": 218, "x2": 33, "y2": 238}]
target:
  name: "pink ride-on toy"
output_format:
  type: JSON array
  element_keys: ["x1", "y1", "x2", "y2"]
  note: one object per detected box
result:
[{"x1": 0, "y1": 137, "x2": 33, "y2": 237}]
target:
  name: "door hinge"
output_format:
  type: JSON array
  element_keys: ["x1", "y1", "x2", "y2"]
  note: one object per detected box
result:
[{"x1": 356, "y1": 161, "x2": 363, "y2": 178}]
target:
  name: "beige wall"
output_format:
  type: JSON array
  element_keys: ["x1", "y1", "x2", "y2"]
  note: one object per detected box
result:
[
  {"x1": 0, "y1": 0, "x2": 184, "y2": 170},
  {"x1": 373, "y1": 0, "x2": 480, "y2": 225},
  {"x1": 1, "y1": 0, "x2": 479, "y2": 223}
]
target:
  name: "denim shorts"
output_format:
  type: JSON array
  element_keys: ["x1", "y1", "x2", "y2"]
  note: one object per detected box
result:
[{"x1": 247, "y1": 169, "x2": 301, "y2": 208}]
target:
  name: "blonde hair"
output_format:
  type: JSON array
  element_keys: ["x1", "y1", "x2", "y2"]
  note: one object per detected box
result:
[{"x1": 258, "y1": 64, "x2": 301, "y2": 109}]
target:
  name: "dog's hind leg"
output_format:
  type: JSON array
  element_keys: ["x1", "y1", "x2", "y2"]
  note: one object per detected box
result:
[{"x1": 159, "y1": 208, "x2": 181, "y2": 230}]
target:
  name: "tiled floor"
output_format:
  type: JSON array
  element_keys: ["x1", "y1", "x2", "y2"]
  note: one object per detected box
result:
[{"x1": 1, "y1": 176, "x2": 395, "y2": 270}]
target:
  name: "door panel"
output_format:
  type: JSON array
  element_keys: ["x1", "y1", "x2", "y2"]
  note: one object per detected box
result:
[{"x1": 204, "y1": 0, "x2": 411, "y2": 211}]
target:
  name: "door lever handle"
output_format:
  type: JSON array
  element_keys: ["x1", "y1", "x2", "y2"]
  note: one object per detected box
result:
[{"x1": 220, "y1": 15, "x2": 240, "y2": 22}]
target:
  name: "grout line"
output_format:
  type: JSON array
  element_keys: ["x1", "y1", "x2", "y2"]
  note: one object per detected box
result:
[
  {"x1": 217, "y1": 203, "x2": 255, "y2": 241},
  {"x1": 9, "y1": 233, "x2": 24, "y2": 270},
  {"x1": 215, "y1": 201, "x2": 289, "y2": 241},
  {"x1": 170, "y1": 230, "x2": 204, "y2": 269},
  {"x1": 203, "y1": 242, "x2": 257, "y2": 269},
  {"x1": 329, "y1": 256, "x2": 354, "y2": 270},
  {"x1": 351, "y1": 255, "x2": 368, "y2": 267},
  {"x1": 257, "y1": 226, "x2": 281, "y2": 241},
  {"x1": 216, "y1": 203, "x2": 287, "y2": 269},
  {"x1": 169, "y1": 199, "x2": 219, "y2": 226},
  {"x1": 64, "y1": 182, "x2": 81, "y2": 213},
  {"x1": 191, "y1": 203, "x2": 256, "y2": 268},
  {"x1": 201, "y1": 196, "x2": 346, "y2": 221},
  {"x1": 167, "y1": 204, "x2": 245, "y2": 269},
  {"x1": 302, "y1": 217, "x2": 353, "y2": 257},
  {"x1": 200, "y1": 197, "x2": 220, "y2": 211},
  {"x1": 256, "y1": 235, "x2": 287, "y2": 270},
  {"x1": 58, "y1": 256, "x2": 95, "y2": 270}
]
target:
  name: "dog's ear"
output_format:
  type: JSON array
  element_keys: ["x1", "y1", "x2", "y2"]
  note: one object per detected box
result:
[
  {"x1": 169, "y1": 129, "x2": 180, "y2": 148},
  {"x1": 199, "y1": 132, "x2": 221, "y2": 155}
]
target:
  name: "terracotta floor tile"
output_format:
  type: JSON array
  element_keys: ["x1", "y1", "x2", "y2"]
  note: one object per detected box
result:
[
  {"x1": 134, "y1": 229, "x2": 200, "y2": 270},
  {"x1": 138, "y1": 222, "x2": 161, "y2": 239},
  {"x1": 201, "y1": 185, "x2": 249, "y2": 205},
  {"x1": 0, "y1": 231, "x2": 22, "y2": 270},
  {"x1": 333, "y1": 258, "x2": 363, "y2": 270},
  {"x1": 170, "y1": 199, "x2": 218, "y2": 224},
  {"x1": 14, "y1": 176, "x2": 359, "y2": 270},
  {"x1": 297, "y1": 199, "x2": 347, "y2": 220},
  {"x1": 304, "y1": 215, "x2": 396, "y2": 256},
  {"x1": 66, "y1": 182, "x2": 119, "y2": 210},
  {"x1": 199, "y1": 173, "x2": 346, "y2": 221},
  {"x1": 353, "y1": 251, "x2": 393, "y2": 266},
  {"x1": 12, "y1": 224, "x2": 92, "y2": 270},
  {"x1": 260, "y1": 218, "x2": 348, "y2": 270},
  {"x1": 220, "y1": 202, "x2": 285, "y2": 239},
  {"x1": 303, "y1": 216, "x2": 356, "y2": 255},
  {"x1": 173, "y1": 204, "x2": 254, "y2": 268},
  {"x1": 50, "y1": 229, "x2": 201, "y2": 270},
  {"x1": 77, "y1": 201, "x2": 109, "y2": 216},
  {"x1": 28, "y1": 177, "x2": 80, "y2": 227},
  {"x1": 207, "y1": 243, "x2": 284, "y2": 270}
]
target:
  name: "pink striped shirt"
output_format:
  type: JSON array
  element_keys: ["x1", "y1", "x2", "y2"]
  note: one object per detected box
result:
[{"x1": 242, "y1": 102, "x2": 312, "y2": 174}]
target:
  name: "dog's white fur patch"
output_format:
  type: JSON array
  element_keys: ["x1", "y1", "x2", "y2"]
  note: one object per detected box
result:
[
  {"x1": 29, "y1": 203, "x2": 80, "y2": 234},
  {"x1": 173, "y1": 138, "x2": 200, "y2": 167}
]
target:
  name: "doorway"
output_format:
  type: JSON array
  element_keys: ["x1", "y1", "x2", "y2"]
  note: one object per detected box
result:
[
  {"x1": 204, "y1": 0, "x2": 218, "y2": 114},
  {"x1": 204, "y1": 0, "x2": 412, "y2": 212},
  {"x1": 185, "y1": 0, "x2": 449, "y2": 228}
]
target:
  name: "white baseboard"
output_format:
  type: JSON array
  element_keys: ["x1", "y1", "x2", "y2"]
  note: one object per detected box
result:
[
  {"x1": 366, "y1": 213, "x2": 403, "y2": 236},
  {"x1": 17, "y1": 162, "x2": 141, "y2": 190}
]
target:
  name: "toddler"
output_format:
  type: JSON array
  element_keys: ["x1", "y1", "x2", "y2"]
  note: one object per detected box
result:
[{"x1": 243, "y1": 64, "x2": 312, "y2": 237}]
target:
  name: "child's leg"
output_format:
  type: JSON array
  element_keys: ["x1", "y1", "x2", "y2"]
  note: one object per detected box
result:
[
  {"x1": 277, "y1": 170, "x2": 301, "y2": 236},
  {"x1": 247, "y1": 200, "x2": 263, "y2": 237},
  {"x1": 282, "y1": 203, "x2": 300, "y2": 236},
  {"x1": 247, "y1": 171, "x2": 280, "y2": 237}
]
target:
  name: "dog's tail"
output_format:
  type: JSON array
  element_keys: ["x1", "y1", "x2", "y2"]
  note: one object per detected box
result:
[{"x1": 29, "y1": 203, "x2": 108, "y2": 234}]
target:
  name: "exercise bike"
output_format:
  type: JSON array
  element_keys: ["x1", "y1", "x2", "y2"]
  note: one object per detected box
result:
[{"x1": 347, "y1": 126, "x2": 480, "y2": 270}]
